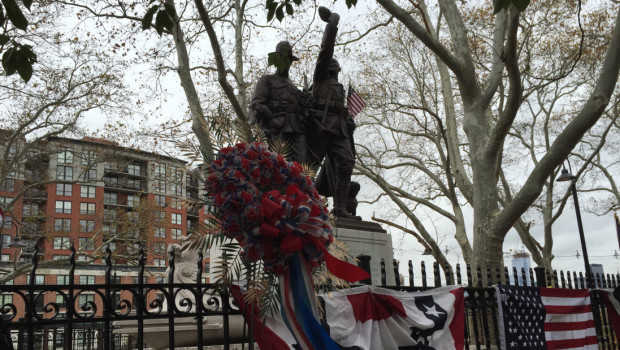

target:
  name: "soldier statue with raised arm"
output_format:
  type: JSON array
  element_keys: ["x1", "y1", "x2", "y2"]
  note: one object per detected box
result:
[{"x1": 308, "y1": 7, "x2": 359, "y2": 220}]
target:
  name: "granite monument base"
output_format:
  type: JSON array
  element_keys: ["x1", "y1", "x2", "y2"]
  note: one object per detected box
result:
[{"x1": 333, "y1": 218, "x2": 396, "y2": 286}]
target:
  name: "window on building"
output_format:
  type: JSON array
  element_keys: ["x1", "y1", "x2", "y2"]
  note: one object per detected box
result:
[
  {"x1": 0, "y1": 294, "x2": 13, "y2": 306},
  {"x1": 109, "y1": 242, "x2": 116, "y2": 252},
  {"x1": 103, "y1": 175, "x2": 118, "y2": 185},
  {"x1": 80, "y1": 202, "x2": 96, "y2": 215},
  {"x1": 79, "y1": 275, "x2": 95, "y2": 285},
  {"x1": 157, "y1": 211, "x2": 165, "y2": 220},
  {"x1": 78, "y1": 237, "x2": 94, "y2": 251},
  {"x1": 173, "y1": 184, "x2": 183, "y2": 196},
  {"x1": 153, "y1": 242, "x2": 166, "y2": 256},
  {"x1": 57, "y1": 275, "x2": 70, "y2": 285},
  {"x1": 102, "y1": 224, "x2": 117, "y2": 235},
  {"x1": 171, "y1": 228, "x2": 182, "y2": 239},
  {"x1": 154, "y1": 194, "x2": 166, "y2": 207},
  {"x1": 78, "y1": 293, "x2": 95, "y2": 307},
  {"x1": 0, "y1": 179, "x2": 15, "y2": 192},
  {"x1": 171, "y1": 213, "x2": 182, "y2": 225},
  {"x1": 22, "y1": 222, "x2": 38, "y2": 235},
  {"x1": 35, "y1": 275, "x2": 45, "y2": 285},
  {"x1": 81, "y1": 150, "x2": 96, "y2": 165},
  {"x1": 171, "y1": 166, "x2": 183, "y2": 181},
  {"x1": 80, "y1": 168, "x2": 97, "y2": 182},
  {"x1": 0, "y1": 254, "x2": 10, "y2": 261},
  {"x1": 22, "y1": 204, "x2": 39, "y2": 216},
  {"x1": 154, "y1": 163, "x2": 166, "y2": 177},
  {"x1": 57, "y1": 149, "x2": 73, "y2": 164},
  {"x1": 128, "y1": 164, "x2": 141, "y2": 176},
  {"x1": 53, "y1": 237, "x2": 71, "y2": 250},
  {"x1": 155, "y1": 179, "x2": 166, "y2": 193},
  {"x1": 54, "y1": 218, "x2": 71, "y2": 232},
  {"x1": 154, "y1": 258, "x2": 166, "y2": 267},
  {"x1": 127, "y1": 178, "x2": 142, "y2": 190},
  {"x1": 0, "y1": 196, "x2": 11, "y2": 205},
  {"x1": 55, "y1": 200, "x2": 72, "y2": 214},
  {"x1": 56, "y1": 183, "x2": 73, "y2": 196},
  {"x1": 53, "y1": 255, "x2": 68, "y2": 261},
  {"x1": 79, "y1": 220, "x2": 95, "y2": 233},
  {"x1": 2, "y1": 216, "x2": 12, "y2": 229},
  {"x1": 55, "y1": 294, "x2": 67, "y2": 308},
  {"x1": 127, "y1": 194, "x2": 140, "y2": 207},
  {"x1": 187, "y1": 219, "x2": 194, "y2": 230},
  {"x1": 104, "y1": 192, "x2": 117, "y2": 205},
  {"x1": 154, "y1": 227, "x2": 165, "y2": 238},
  {"x1": 103, "y1": 208, "x2": 116, "y2": 221},
  {"x1": 204, "y1": 262, "x2": 210, "y2": 274},
  {"x1": 1, "y1": 234, "x2": 10, "y2": 245},
  {"x1": 171, "y1": 200, "x2": 181, "y2": 210},
  {"x1": 56, "y1": 165, "x2": 73, "y2": 181},
  {"x1": 80, "y1": 185, "x2": 96, "y2": 198}
]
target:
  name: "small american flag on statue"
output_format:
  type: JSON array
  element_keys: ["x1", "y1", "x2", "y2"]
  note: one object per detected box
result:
[
  {"x1": 347, "y1": 85, "x2": 365, "y2": 118},
  {"x1": 495, "y1": 285, "x2": 597, "y2": 350}
]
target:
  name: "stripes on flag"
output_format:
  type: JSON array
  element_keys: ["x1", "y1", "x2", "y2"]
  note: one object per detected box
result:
[
  {"x1": 496, "y1": 285, "x2": 598, "y2": 350},
  {"x1": 347, "y1": 85, "x2": 365, "y2": 118}
]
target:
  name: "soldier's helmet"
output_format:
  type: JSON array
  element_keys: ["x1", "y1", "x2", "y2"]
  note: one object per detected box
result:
[
  {"x1": 273, "y1": 41, "x2": 299, "y2": 61},
  {"x1": 329, "y1": 58, "x2": 341, "y2": 73}
]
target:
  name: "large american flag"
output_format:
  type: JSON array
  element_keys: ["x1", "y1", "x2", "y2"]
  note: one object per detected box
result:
[
  {"x1": 347, "y1": 85, "x2": 365, "y2": 118},
  {"x1": 495, "y1": 285, "x2": 597, "y2": 350}
]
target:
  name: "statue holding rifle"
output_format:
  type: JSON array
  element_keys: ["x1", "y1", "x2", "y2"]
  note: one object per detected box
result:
[{"x1": 307, "y1": 7, "x2": 359, "y2": 220}]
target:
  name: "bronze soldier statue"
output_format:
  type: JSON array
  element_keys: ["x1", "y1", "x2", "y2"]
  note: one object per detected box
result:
[
  {"x1": 249, "y1": 41, "x2": 308, "y2": 164},
  {"x1": 309, "y1": 7, "x2": 359, "y2": 220}
]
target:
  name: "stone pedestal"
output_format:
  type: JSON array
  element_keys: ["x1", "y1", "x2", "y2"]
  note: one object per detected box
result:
[{"x1": 333, "y1": 218, "x2": 396, "y2": 286}]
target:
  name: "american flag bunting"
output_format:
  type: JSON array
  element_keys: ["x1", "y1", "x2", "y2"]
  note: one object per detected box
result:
[{"x1": 495, "y1": 285, "x2": 597, "y2": 350}]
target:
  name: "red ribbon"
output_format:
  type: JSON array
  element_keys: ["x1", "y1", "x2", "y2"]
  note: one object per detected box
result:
[{"x1": 307, "y1": 236, "x2": 370, "y2": 283}]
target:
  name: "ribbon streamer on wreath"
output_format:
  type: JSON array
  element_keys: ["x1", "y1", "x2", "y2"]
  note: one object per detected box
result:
[{"x1": 261, "y1": 186, "x2": 370, "y2": 349}]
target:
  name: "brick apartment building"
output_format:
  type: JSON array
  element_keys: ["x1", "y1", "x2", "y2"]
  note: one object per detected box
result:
[{"x1": 0, "y1": 135, "x2": 214, "y2": 320}]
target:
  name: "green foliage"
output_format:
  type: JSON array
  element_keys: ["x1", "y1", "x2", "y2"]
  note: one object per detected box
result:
[
  {"x1": 344, "y1": 0, "x2": 358, "y2": 9},
  {"x1": 1, "y1": 0, "x2": 28, "y2": 30},
  {"x1": 493, "y1": 0, "x2": 530, "y2": 14},
  {"x1": 267, "y1": 51, "x2": 291, "y2": 73},
  {"x1": 141, "y1": 5, "x2": 158, "y2": 30},
  {"x1": 141, "y1": 3, "x2": 176, "y2": 36},
  {"x1": 2, "y1": 44, "x2": 36, "y2": 82},
  {"x1": 0, "y1": 0, "x2": 40, "y2": 83},
  {"x1": 265, "y1": 0, "x2": 304, "y2": 22}
]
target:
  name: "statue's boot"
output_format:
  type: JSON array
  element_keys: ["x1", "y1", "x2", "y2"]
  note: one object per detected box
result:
[{"x1": 332, "y1": 178, "x2": 360, "y2": 220}]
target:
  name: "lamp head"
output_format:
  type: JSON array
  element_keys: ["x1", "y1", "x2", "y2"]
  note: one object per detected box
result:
[
  {"x1": 8, "y1": 237, "x2": 25, "y2": 248},
  {"x1": 556, "y1": 168, "x2": 576, "y2": 182}
]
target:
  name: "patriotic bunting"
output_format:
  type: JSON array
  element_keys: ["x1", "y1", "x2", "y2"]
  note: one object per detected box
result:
[{"x1": 233, "y1": 285, "x2": 465, "y2": 350}]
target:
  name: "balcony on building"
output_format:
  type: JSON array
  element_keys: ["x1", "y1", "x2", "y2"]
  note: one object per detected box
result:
[
  {"x1": 23, "y1": 188, "x2": 47, "y2": 201},
  {"x1": 104, "y1": 160, "x2": 148, "y2": 179},
  {"x1": 103, "y1": 175, "x2": 147, "y2": 193}
]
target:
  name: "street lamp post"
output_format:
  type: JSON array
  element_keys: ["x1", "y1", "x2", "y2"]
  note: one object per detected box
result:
[
  {"x1": 556, "y1": 166, "x2": 605, "y2": 341},
  {"x1": 556, "y1": 167, "x2": 593, "y2": 289}
]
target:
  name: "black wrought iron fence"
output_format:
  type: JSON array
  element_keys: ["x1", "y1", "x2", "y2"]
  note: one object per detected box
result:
[{"x1": 2, "y1": 247, "x2": 619, "y2": 350}]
